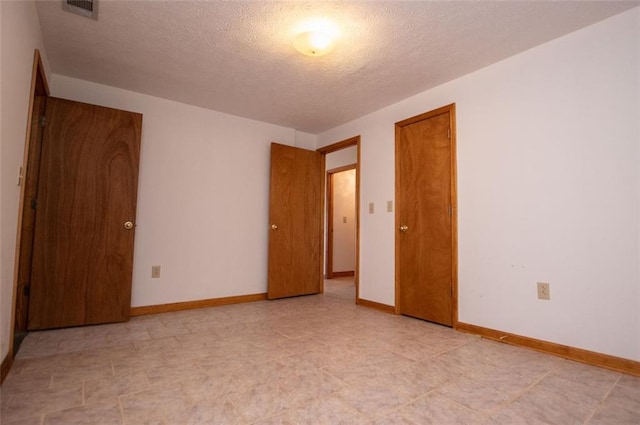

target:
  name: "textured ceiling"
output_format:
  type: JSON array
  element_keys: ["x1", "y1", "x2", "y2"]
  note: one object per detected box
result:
[{"x1": 35, "y1": 1, "x2": 639, "y2": 133}]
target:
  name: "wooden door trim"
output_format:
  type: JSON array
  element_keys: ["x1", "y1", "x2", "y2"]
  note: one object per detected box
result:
[
  {"x1": 4, "y1": 50, "x2": 49, "y2": 383},
  {"x1": 327, "y1": 164, "x2": 357, "y2": 174},
  {"x1": 326, "y1": 164, "x2": 356, "y2": 279},
  {"x1": 317, "y1": 136, "x2": 360, "y2": 154},
  {"x1": 317, "y1": 136, "x2": 361, "y2": 302},
  {"x1": 394, "y1": 103, "x2": 458, "y2": 326}
]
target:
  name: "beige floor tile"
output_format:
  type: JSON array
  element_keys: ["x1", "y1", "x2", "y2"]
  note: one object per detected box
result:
[
  {"x1": 587, "y1": 400, "x2": 640, "y2": 425},
  {"x1": 435, "y1": 340, "x2": 504, "y2": 370},
  {"x1": 617, "y1": 373, "x2": 640, "y2": 390},
  {"x1": 552, "y1": 359, "x2": 621, "y2": 394},
  {"x1": 408, "y1": 357, "x2": 468, "y2": 387},
  {"x1": 43, "y1": 400, "x2": 122, "y2": 425},
  {"x1": 537, "y1": 373, "x2": 613, "y2": 404},
  {"x1": 276, "y1": 336, "x2": 328, "y2": 354},
  {"x1": 196, "y1": 353, "x2": 251, "y2": 375},
  {"x1": 491, "y1": 384, "x2": 596, "y2": 425},
  {"x1": 2, "y1": 414, "x2": 45, "y2": 425},
  {"x1": 132, "y1": 336, "x2": 180, "y2": 352},
  {"x1": 163, "y1": 398, "x2": 241, "y2": 425},
  {"x1": 465, "y1": 364, "x2": 541, "y2": 394},
  {"x1": 4, "y1": 279, "x2": 639, "y2": 425},
  {"x1": 335, "y1": 383, "x2": 412, "y2": 419},
  {"x1": 279, "y1": 368, "x2": 347, "y2": 405},
  {"x1": 397, "y1": 393, "x2": 485, "y2": 425},
  {"x1": 323, "y1": 362, "x2": 387, "y2": 385},
  {"x1": 227, "y1": 381, "x2": 293, "y2": 422},
  {"x1": 368, "y1": 411, "x2": 418, "y2": 425},
  {"x1": 119, "y1": 386, "x2": 190, "y2": 424},
  {"x1": 3, "y1": 386, "x2": 83, "y2": 421},
  {"x1": 84, "y1": 372, "x2": 151, "y2": 405},
  {"x1": 436, "y1": 375, "x2": 514, "y2": 415},
  {"x1": 259, "y1": 394, "x2": 369, "y2": 425},
  {"x1": 601, "y1": 381, "x2": 640, "y2": 412},
  {"x1": 388, "y1": 339, "x2": 439, "y2": 362},
  {"x1": 384, "y1": 365, "x2": 440, "y2": 399},
  {"x1": 110, "y1": 351, "x2": 167, "y2": 377},
  {"x1": 143, "y1": 360, "x2": 203, "y2": 387},
  {"x1": 1, "y1": 370, "x2": 52, "y2": 395}
]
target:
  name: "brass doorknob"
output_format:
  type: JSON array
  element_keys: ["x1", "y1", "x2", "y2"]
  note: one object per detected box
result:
[
  {"x1": 124, "y1": 221, "x2": 134, "y2": 230},
  {"x1": 399, "y1": 224, "x2": 408, "y2": 232},
  {"x1": 271, "y1": 224, "x2": 278, "y2": 230}
]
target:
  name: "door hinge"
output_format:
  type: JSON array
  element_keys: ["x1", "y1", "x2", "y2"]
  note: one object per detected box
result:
[
  {"x1": 448, "y1": 204, "x2": 452, "y2": 217},
  {"x1": 30, "y1": 199, "x2": 37, "y2": 210},
  {"x1": 451, "y1": 285, "x2": 453, "y2": 296},
  {"x1": 39, "y1": 115, "x2": 46, "y2": 127},
  {"x1": 447, "y1": 128, "x2": 451, "y2": 139},
  {"x1": 23, "y1": 285, "x2": 30, "y2": 296}
]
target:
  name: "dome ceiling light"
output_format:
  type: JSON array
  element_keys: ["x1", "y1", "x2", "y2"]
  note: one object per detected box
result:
[{"x1": 292, "y1": 18, "x2": 339, "y2": 57}]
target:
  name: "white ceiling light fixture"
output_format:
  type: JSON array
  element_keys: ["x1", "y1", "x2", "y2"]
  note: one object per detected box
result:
[{"x1": 293, "y1": 18, "x2": 339, "y2": 57}]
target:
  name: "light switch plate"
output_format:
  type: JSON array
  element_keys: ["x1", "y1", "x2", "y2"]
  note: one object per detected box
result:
[
  {"x1": 387, "y1": 201, "x2": 393, "y2": 212},
  {"x1": 151, "y1": 266, "x2": 161, "y2": 278}
]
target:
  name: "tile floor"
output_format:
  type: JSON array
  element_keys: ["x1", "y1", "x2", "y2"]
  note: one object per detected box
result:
[{"x1": 1, "y1": 279, "x2": 639, "y2": 424}]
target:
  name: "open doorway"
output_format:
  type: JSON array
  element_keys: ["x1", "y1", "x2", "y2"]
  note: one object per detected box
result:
[
  {"x1": 317, "y1": 137, "x2": 360, "y2": 302},
  {"x1": 326, "y1": 164, "x2": 356, "y2": 279}
]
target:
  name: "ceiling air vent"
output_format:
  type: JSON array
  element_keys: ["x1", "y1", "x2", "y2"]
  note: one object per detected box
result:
[{"x1": 62, "y1": 0, "x2": 98, "y2": 20}]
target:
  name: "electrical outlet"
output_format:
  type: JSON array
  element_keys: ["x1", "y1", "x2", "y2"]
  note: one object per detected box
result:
[
  {"x1": 537, "y1": 282, "x2": 550, "y2": 300},
  {"x1": 387, "y1": 200, "x2": 393, "y2": 212},
  {"x1": 151, "y1": 266, "x2": 161, "y2": 278}
]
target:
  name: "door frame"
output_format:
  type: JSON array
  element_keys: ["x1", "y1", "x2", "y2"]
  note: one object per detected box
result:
[
  {"x1": 317, "y1": 136, "x2": 361, "y2": 302},
  {"x1": 3, "y1": 50, "x2": 49, "y2": 382},
  {"x1": 326, "y1": 164, "x2": 357, "y2": 279},
  {"x1": 394, "y1": 104, "x2": 458, "y2": 327}
]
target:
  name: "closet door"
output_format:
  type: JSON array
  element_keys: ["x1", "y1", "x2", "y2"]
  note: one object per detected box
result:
[
  {"x1": 28, "y1": 97, "x2": 142, "y2": 330},
  {"x1": 395, "y1": 104, "x2": 457, "y2": 326}
]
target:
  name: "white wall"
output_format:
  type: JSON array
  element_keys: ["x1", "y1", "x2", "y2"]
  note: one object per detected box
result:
[
  {"x1": 318, "y1": 8, "x2": 640, "y2": 361},
  {"x1": 294, "y1": 131, "x2": 317, "y2": 150},
  {"x1": 0, "y1": 1, "x2": 49, "y2": 362},
  {"x1": 326, "y1": 146, "x2": 357, "y2": 170},
  {"x1": 52, "y1": 75, "x2": 298, "y2": 307}
]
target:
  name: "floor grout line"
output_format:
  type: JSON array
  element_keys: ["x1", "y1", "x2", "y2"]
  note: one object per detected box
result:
[{"x1": 582, "y1": 374, "x2": 622, "y2": 425}]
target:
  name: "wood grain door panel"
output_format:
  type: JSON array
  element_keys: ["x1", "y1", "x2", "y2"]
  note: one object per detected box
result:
[
  {"x1": 268, "y1": 143, "x2": 323, "y2": 299},
  {"x1": 28, "y1": 97, "x2": 141, "y2": 330},
  {"x1": 396, "y1": 106, "x2": 455, "y2": 326}
]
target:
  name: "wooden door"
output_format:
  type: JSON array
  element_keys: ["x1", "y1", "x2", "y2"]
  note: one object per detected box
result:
[
  {"x1": 28, "y1": 97, "x2": 142, "y2": 330},
  {"x1": 395, "y1": 104, "x2": 457, "y2": 326},
  {"x1": 268, "y1": 143, "x2": 324, "y2": 299}
]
